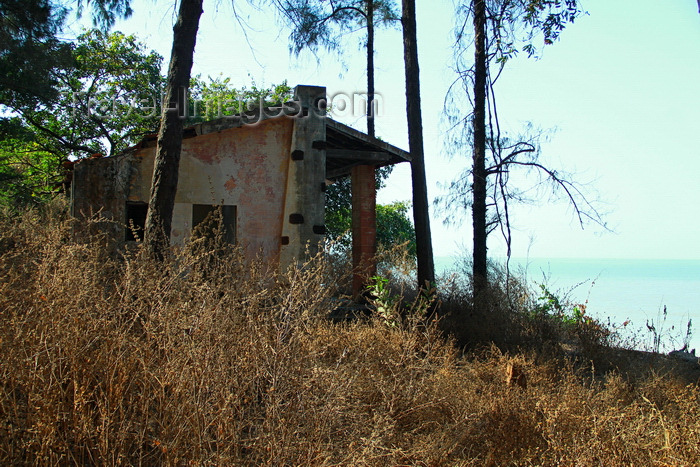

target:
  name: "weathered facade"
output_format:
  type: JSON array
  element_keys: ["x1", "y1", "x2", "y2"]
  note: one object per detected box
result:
[{"x1": 71, "y1": 85, "x2": 410, "y2": 291}]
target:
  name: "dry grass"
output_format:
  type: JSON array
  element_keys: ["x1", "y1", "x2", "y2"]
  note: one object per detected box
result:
[{"x1": 1, "y1": 203, "x2": 699, "y2": 465}]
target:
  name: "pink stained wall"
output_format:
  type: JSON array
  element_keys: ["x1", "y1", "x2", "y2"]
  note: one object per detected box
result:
[{"x1": 128, "y1": 117, "x2": 295, "y2": 262}]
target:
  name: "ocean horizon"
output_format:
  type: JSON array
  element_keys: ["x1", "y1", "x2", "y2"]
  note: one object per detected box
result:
[{"x1": 434, "y1": 256, "x2": 700, "y2": 353}]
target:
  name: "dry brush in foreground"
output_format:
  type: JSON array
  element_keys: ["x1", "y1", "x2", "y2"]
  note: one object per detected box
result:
[{"x1": 0, "y1": 205, "x2": 699, "y2": 465}]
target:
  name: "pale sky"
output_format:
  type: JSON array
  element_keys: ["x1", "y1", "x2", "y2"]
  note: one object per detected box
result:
[{"x1": 65, "y1": 0, "x2": 700, "y2": 260}]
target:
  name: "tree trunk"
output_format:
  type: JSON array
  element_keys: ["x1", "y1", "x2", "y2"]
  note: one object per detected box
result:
[
  {"x1": 401, "y1": 0, "x2": 435, "y2": 290},
  {"x1": 472, "y1": 0, "x2": 488, "y2": 298},
  {"x1": 143, "y1": 0, "x2": 203, "y2": 259},
  {"x1": 366, "y1": 0, "x2": 375, "y2": 138}
]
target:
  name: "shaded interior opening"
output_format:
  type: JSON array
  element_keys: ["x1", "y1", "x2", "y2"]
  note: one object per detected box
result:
[
  {"x1": 192, "y1": 204, "x2": 237, "y2": 244},
  {"x1": 125, "y1": 202, "x2": 148, "y2": 241}
]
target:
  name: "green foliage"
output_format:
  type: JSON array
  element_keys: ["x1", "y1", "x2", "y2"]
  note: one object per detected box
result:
[
  {"x1": 534, "y1": 283, "x2": 588, "y2": 326},
  {"x1": 522, "y1": 0, "x2": 581, "y2": 47},
  {"x1": 532, "y1": 283, "x2": 610, "y2": 349},
  {"x1": 325, "y1": 166, "x2": 416, "y2": 257},
  {"x1": 277, "y1": 0, "x2": 399, "y2": 57},
  {"x1": 0, "y1": 0, "x2": 70, "y2": 108},
  {"x1": 0, "y1": 146, "x2": 58, "y2": 211},
  {"x1": 188, "y1": 76, "x2": 293, "y2": 121},
  {"x1": 10, "y1": 29, "x2": 293, "y2": 160},
  {"x1": 324, "y1": 177, "x2": 353, "y2": 247},
  {"x1": 0, "y1": 119, "x2": 61, "y2": 211},
  {"x1": 0, "y1": 24, "x2": 299, "y2": 211},
  {"x1": 367, "y1": 274, "x2": 437, "y2": 327},
  {"x1": 75, "y1": 0, "x2": 134, "y2": 29},
  {"x1": 325, "y1": 168, "x2": 388, "y2": 247},
  {"x1": 0, "y1": 29, "x2": 162, "y2": 209},
  {"x1": 465, "y1": 0, "x2": 583, "y2": 65},
  {"x1": 376, "y1": 201, "x2": 416, "y2": 257},
  {"x1": 0, "y1": 0, "x2": 134, "y2": 109},
  {"x1": 368, "y1": 275, "x2": 398, "y2": 327},
  {"x1": 532, "y1": 283, "x2": 564, "y2": 317},
  {"x1": 13, "y1": 29, "x2": 164, "y2": 159}
]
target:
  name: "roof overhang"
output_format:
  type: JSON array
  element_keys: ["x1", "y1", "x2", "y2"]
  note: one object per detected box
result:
[
  {"x1": 124, "y1": 109, "x2": 411, "y2": 180},
  {"x1": 324, "y1": 118, "x2": 410, "y2": 179}
]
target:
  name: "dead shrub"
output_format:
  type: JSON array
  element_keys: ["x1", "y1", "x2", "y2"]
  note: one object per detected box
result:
[{"x1": 0, "y1": 204, "x2": 699, "y2": 465}]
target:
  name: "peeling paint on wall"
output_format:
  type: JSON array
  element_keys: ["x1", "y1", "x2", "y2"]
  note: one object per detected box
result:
[
  {"x1": 129, "y1": 117, "x2": 295, "y2": 262},
  {"x1": 71, "y1": 85, "x2": 409, "y2": 274},
  {"x1": 71, "y1": 151, "x2": 135, "y2": 242},
  {"x1": 224, "y1": 177, "x2": 237, "y2": 192}
]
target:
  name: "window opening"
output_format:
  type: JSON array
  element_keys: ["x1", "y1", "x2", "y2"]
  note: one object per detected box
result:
[
  {"x1": 192, "y1": 204, "x2": 237, "y2": 244},
  {"x1": 125, "y1": 202, "x2": 148, "y2": 241}
]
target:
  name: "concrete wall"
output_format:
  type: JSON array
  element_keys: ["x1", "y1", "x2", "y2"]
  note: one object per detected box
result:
[
  {"x1": 72, "y1": 85, "x2": 330, "y2": 269},
  {"x1": 127, "y1": 117, "x2": 295, "y2": 262},
  {"x1": 71, "y1": 153, "x2": 134, "y2": 242}
]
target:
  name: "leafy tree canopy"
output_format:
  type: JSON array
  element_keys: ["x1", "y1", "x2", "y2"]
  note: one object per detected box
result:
[
  {"x1": 9, "y1": 29, "x2": 164, "y2": 160},
  {"x1": 0, "y1": 0, "x2": 71, "y2": 108},
  {"x1": 0, "y1": 119, "x2": 60, "y2": 211},
  {"x1": 276, "y1": 0, "x2": 399, "y2": 57},
  {"x1": 376, "y1": 201, "x2": 416, "y2": 257},
  {"x1": 325, "y1": 165, "x2": 416, "y2": 260},
  {"x1": 0, "y1": 29, "x2": 162, "y2": 211},
  {"x1": 188, "y1": 76, "x2": 294, "y2": 121},
  {"x1": 0, "y1": 0, "x2": 133, "y2": 109},
  {"x1": 75, "y1": 0, "x2": 133, "y2": 29}
]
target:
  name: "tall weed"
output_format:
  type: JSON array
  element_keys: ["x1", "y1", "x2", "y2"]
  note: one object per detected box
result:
[{"x1": 0, "y1": 203, "x2": 698, "y2": 465}]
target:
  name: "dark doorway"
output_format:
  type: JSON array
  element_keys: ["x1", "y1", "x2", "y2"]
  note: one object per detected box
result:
[{"x1": 125, "y1": 202, "x2": 148, "y2": 241}]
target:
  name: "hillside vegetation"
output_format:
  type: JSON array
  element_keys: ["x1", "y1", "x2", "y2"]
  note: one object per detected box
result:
[{"x1": 1, "y1": 203, "x2": 699, "y2": 465}]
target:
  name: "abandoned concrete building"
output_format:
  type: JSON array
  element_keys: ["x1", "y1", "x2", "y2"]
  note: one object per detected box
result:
[{"x1": 71, "y1": 85, "x2": 411, "y2": 293}]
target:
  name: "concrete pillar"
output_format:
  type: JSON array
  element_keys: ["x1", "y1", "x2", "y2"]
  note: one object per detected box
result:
[
  {"x1": 351, "y1": 164, "x2": 377, "y2": 296},
  {"x1": 280, "y1": 85, "x2": 327, "y2": 270}
]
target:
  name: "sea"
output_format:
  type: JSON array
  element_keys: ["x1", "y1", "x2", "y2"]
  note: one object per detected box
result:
[{"x1": 434, "y1": 256, "x2": 700, "y2": 353}]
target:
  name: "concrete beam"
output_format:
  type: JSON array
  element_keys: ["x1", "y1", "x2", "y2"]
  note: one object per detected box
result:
[{"x1": 326, "y1": 149, "x2": 392, "y2": 162}]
